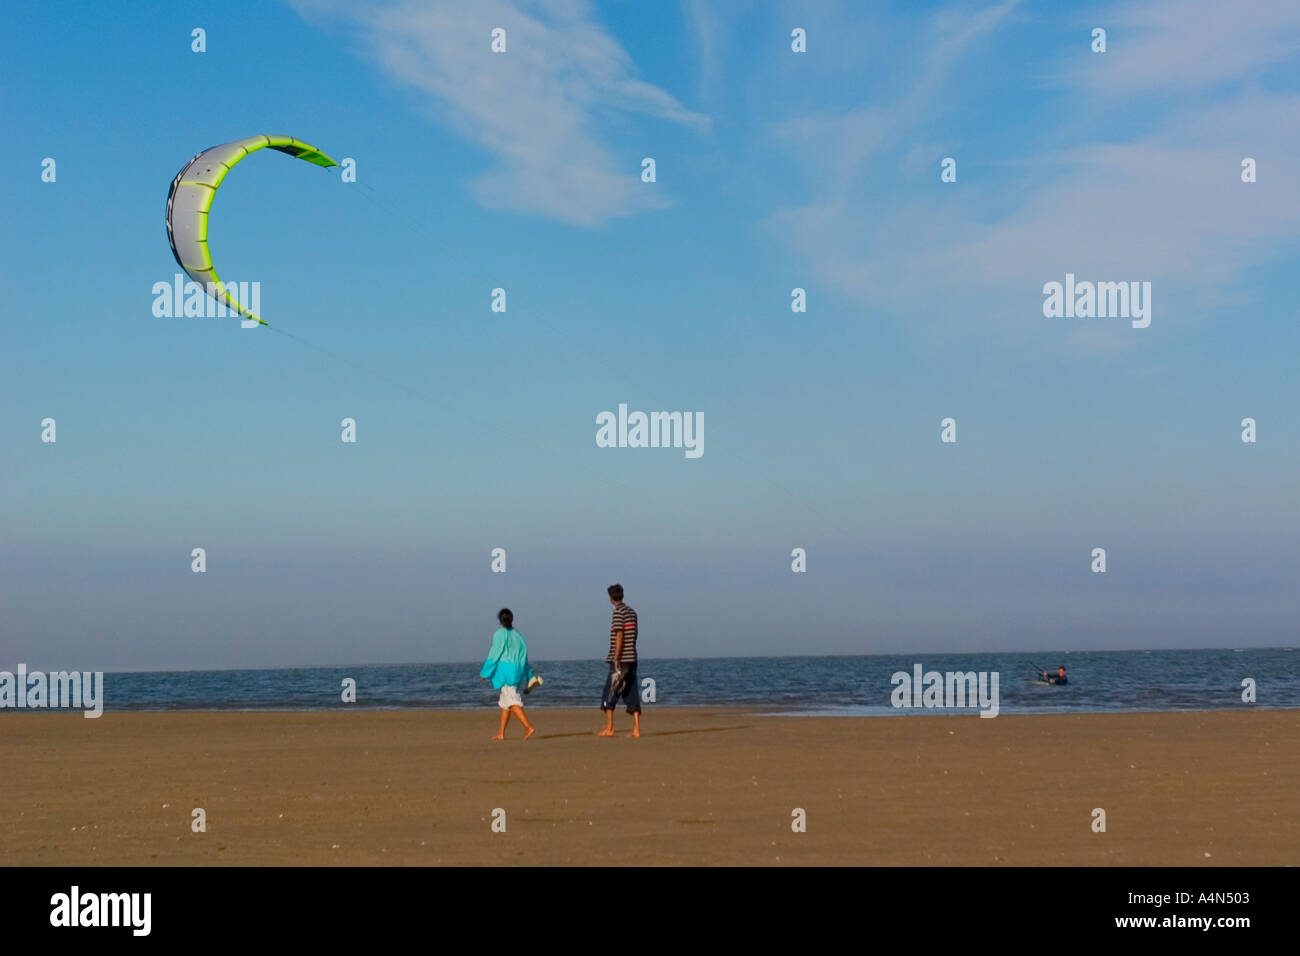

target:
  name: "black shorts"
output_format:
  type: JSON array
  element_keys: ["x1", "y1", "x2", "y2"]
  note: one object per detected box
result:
[{"x1": 601, "y1": 662, "x2": 640, "y2": 713}]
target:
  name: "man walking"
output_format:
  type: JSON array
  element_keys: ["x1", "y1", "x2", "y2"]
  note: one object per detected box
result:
[{"x1": 598, "y1": 583, "x2": 641, "y2": 738}]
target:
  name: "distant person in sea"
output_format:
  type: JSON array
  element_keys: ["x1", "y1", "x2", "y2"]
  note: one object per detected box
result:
[
  {"x1": 598, "y1": 583, "x2": 641, "y2": 738},
  {"x1": 479, "y1": 608, "x2": 536, "y2": 740},
  {"x1": 1041, "y1": 666, "x2": 1068, "y2": 685}
]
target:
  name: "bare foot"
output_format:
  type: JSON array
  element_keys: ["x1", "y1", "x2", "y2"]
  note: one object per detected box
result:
[
  {"x1": 523, "y1": 726, "x2": 536, "y2": 740},
  {"x1": 597, "y1": 728, "x2": 614, "y2": 737},
  {"x1": 491, "y1": 734, "x2": 505, "y2": 741},
  {"x1": 628, "y1": 730, "x2": 640, "y2": 738}
]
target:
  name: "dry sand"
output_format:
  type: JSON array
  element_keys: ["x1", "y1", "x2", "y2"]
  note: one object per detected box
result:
[{"x1": 2, "y1": 708, "x2": 1296, "y2": 865}]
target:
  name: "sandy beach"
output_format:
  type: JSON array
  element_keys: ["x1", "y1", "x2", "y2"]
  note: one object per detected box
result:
[{"x1": 2, "y1": 708, "x2": 1296, "y2": 866}]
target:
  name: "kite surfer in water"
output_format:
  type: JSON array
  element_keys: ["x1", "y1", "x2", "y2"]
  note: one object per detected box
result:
[{"x1": 1040, "y1": 666, "x2": 1068, "y2": 685}]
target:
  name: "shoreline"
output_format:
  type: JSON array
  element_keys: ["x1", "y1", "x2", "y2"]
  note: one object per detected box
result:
[
  {"x1": 4, "y1": 704, "x2": 1298, "y2": 717},
  {"x1": 3, "y1": 708, "x2": 1296, "y2": 865}
]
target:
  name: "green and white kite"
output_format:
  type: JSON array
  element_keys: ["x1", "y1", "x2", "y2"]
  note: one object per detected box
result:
[{"x1": 165, "y1": 135, "x2": 337, "y2": 325}]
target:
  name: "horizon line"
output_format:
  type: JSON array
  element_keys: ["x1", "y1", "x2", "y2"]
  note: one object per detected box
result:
[{"x1": 3, "y1": 645, "x2": 1292, "y2": 676}]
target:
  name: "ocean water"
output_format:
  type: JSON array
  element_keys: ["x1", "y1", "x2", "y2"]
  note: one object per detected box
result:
[{"x1": 15, "y1": 648, "x2": 1298, "y2": 716}]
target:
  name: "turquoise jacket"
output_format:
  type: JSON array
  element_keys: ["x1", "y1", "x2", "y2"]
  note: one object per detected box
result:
[{"x1": 480, "y1": 628, "x2": 534, "y2": 689}]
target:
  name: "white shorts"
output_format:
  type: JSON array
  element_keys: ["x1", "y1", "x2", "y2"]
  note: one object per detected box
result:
[{"x1": 498, "y1": 684, "x2": 523, "y2": 710}]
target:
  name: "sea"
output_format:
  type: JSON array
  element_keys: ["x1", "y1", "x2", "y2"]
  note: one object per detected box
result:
[{"x1": 28, "y1": 647, "x2": 1299, "y2": 716}]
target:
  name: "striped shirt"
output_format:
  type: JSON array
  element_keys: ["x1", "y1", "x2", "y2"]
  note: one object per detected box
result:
[{"x1": 607, "y1": 603, "x2": 638, "y2": 664}]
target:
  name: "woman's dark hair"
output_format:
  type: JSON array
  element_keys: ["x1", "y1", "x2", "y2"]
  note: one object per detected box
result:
[
  {"x1": 498, "y1": 608, "x2": 514, "y2": 628},
  {"x1": 607, "y1": 584, "x2": 624, "y2": 601}
]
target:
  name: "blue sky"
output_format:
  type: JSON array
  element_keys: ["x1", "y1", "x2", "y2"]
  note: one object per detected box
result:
[{"x1": 2, "y1": 0, "x2": 1299, "y2": 670}]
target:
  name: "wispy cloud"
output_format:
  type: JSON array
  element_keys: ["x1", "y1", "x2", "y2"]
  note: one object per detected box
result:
[
  {"x1": 1060, "y1": 0, "x2": 1300, "y2": 94},
  {"x1": 772, "y1": 1, "x2": 1021, "y2": 192},
  {"x1": 682, "y1": 0, "x2": 724, "y2": 104},
  {"x1": 293, "y1": 0, "x2": 709, "y2": 226},
  {"x1": 768, "y1": 0, "x2": 1300, "y2": 344}
]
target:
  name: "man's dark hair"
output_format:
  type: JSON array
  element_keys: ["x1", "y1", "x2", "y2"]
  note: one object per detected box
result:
[
  {"x1": 498, "y1": 608, "x2": 514, "y2": 628},
  {"x1": 607, "y1": 584, "x2": 624, "y2": 602}
]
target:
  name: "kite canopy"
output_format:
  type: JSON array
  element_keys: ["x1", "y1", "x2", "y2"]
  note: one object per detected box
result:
[{"x1": 165, "y1": 135, "x2": 337, "y2": 325}]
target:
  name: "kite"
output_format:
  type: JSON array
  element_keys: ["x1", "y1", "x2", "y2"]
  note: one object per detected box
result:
[{"x1": 165, "y1": 135, "x2": 337, "y2": 325}]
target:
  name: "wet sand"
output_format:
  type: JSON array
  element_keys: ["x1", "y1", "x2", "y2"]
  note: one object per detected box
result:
[{"x1": 1, "y1": 708, "x2": 1296, "y2": 865}]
